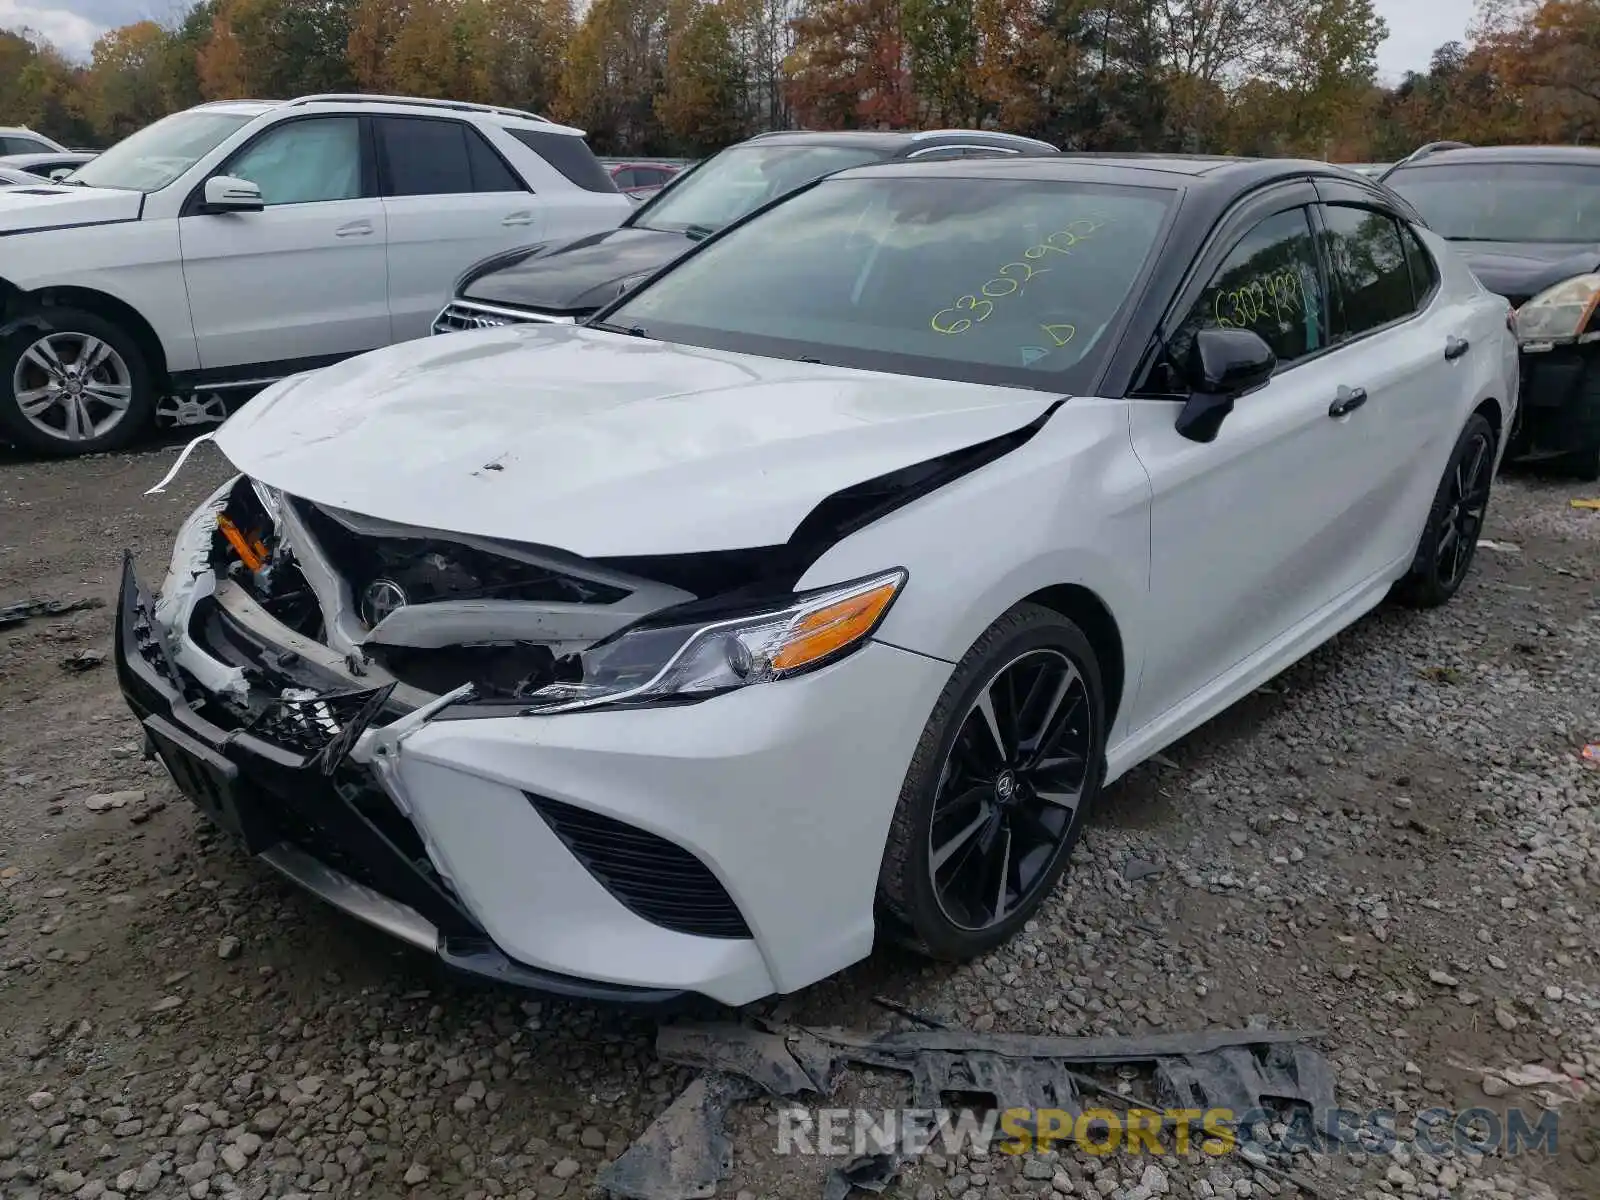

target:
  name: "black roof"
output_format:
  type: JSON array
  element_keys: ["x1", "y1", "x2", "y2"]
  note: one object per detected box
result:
[
  {"x1": 1387, "y1": 144, "x2": 1600, "y2": 168},
  {"x1": 831, "y1": 152, "x2": 1369, "y2": 190},
  {"x1": 738, "y1": 128, "x2": 1059, "y2": 155}
]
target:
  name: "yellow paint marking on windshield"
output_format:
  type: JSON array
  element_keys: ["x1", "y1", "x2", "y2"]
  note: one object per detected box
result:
[{"x1": 930, "y1": 217, "x2": 1110, "y2": 336}]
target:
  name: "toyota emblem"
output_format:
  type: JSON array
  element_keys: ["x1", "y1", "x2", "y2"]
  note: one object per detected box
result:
[{"x1": 361, "y1": 578, "x2": 409, "y2": 626}]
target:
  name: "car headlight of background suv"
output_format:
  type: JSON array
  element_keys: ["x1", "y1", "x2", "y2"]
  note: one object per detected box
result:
[
  {"x1": 1514, "y1": 272, "x2": 1600, "y2": 345},
  {"x1": 522, "y1": 568, "x2": 907, "y2": 714}
]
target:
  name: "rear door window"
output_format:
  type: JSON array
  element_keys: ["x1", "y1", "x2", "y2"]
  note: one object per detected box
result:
[
  {"x1": 1399, "y1": 223, "x2": 1439, "y2": 308},
  {"x1": 376, "y1": 117, "x2": 474, "y2": 196},
  {"x1": 1319, "y1": 204, "x2": 1417, "y2": 338}
]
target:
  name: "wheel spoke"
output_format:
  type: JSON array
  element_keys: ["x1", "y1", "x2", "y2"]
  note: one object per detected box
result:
[
  {"x1": 61, "y1": 396, "x2": 85, "y2": 440},
  {"x1": 991, "y1": 825, "x2": 1013, "y2": 922},
  {"x1": 16, "y1": 386, "x2": 58, "y2": 417},
  {"x1": 83, "y1": 382, "x2": 131, "y2": 409},
  {"x1": 78, "y1": 337, "x2": 111, "y2": 374},
  {"x1": 23, "y1": 341, "x2": 65, "y2": 377},
  {"x1": 931, "y1": 802, "x2": 993, "y2": 872},
  {"x1": 1435, "y1": 522, "x2": 1458, "y2": 564},
  {"x1": 973, "y1": 687, "x2": 1010, "y2": 765}
]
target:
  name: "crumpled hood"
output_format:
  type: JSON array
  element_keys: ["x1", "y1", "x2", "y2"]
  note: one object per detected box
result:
[
  {"x1": 0, "y1": 185, "x2": 141, "y2": 233},
  {"x1": 215, "y1": 324, "x2": 1058, "y2": 557},
  {"x1": 459, "y1": 226, "x2": 692, "y2": 315},
  {"x1": 1453, "y1": 241, "x2": 1600, "y2": 306}
]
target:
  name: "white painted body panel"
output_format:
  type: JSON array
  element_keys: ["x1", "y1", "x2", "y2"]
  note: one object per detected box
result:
[
  {"x1": 179, "y1": 198, "x2": 392, "y2": 367},
  {"x1": 382, "y1": 194, "x2": 546, "y2": 342},
  {"x1": 212, "y1": 323, "x2": 1059, "y2": 556},
  {"x1": 0, "y1": 184, "x2": 143, "y2": 230},
  {"x1": 151, "y1": 213, "x2": 1519, "y2": 1001}
]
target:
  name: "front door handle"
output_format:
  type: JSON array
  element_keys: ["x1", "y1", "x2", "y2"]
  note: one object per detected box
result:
[
  {"x1": 1328, "y1": 385, "x2": 1368, "y2": 418},
  {"x1": 335, "y1": 220, "x2": 374, "y2": 237},
  {"x1": 1445, "y1": 335, "x2": 1471, "y2": 360},
  {"x1": 501, "y1": 212, "x2": 536, "y2": 227}
]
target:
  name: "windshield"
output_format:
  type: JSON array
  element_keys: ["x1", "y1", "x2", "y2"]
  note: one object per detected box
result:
[
  {"x1": 1386, "y1": 162, "x2": 1600, "y2": 243},
  {"x1": 633, "y1": 143, "x2": 891, "y2": 234},
  {"x1": 69, "y1": 110, "x2": 255, "y2": 193},
  {"x1": 603, "y1": 173, "x2": 1175, "y2": 391}
]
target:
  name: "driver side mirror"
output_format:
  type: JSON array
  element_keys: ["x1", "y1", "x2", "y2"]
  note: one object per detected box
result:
[
  {"x1": 1173, "y1": 327, "x2": 1277, "y2": 444},
  {"x1": 201, "y1": 175, "x2": 264, "y2": 214}
]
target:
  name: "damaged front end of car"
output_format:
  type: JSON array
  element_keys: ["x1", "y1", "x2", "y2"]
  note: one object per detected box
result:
[
  {"x1": 116, "y1": 470, "x2": 844, "y2": 1001},
  {"x1": 116, "y1": 396, "x2": 1060, "y2": 1000}
]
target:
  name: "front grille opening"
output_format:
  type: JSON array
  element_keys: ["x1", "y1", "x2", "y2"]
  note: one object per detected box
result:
[
  {"x1": 527, "y1": 794, "x2": 752, "y2": 939},
  {"x1": 433, "y1": 302, "x2": 521, "y2": 334}
]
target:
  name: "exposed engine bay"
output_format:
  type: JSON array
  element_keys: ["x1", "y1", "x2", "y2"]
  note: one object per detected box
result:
[{"x1": 175, "y1": 474, "x2": 762, "y2": 715}]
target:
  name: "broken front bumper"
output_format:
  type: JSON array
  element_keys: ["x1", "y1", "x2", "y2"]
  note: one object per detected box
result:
[
  {"x1": 1514, "y1": 341, "x2": 1600, "y2": 456},
  {"x1": 115, "y1": 552, "x2": 952, "y2": 1005},
  {"x1": 114, "y1": 555, "x2": 682, "y2": 1003}
]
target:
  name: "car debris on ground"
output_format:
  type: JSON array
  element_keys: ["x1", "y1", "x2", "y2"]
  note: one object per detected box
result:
[
  {"x1": 597, "y1": 1021, "x2": 1339, "y2": 1200},
  {"x1": 0, "y1": 595, "x2": 104, "y2": 630}
]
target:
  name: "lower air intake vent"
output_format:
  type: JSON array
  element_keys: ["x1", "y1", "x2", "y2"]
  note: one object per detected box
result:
[{"x1": 527, "y1": 794, "x2": 752, "y2": 939}]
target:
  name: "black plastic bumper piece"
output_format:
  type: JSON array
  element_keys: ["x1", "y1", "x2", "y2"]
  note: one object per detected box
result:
[
  {"x1": 1516, "y1": 342, "x2": 1600, "y2": 455},
  {"x1": 113, "y1": 553, "x2": 685, "y2": 1005}
]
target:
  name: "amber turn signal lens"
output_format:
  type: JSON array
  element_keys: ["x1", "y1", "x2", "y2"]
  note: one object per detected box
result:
[{"x1": 770, "y1": 577, "x2": 902, "y2": 671}]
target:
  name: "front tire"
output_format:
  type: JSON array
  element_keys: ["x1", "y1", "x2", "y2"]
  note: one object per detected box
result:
[
  {"x1": 0, "y1": 309, "x2": 155, "y2": 455},
  {"x1": 1395, "y1": 412, "x2": 1497, "y2": 609},
  {"x1": 878, "y1": 603, "x2": 1105, "y2": 960}
]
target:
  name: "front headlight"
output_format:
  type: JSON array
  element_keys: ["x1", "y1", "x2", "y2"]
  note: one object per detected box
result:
[
  {"x1": 522, "y1": 568, "x2": 907, "y2": 713},
  {"x1": 1514, "y1": 273, "x2": 1600, "y2": 343}
]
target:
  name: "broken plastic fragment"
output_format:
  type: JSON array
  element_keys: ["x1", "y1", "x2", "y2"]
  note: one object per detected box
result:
[
  {"x1": 144, "y1": 432, "x2": 216, "y2": 494},
  {"x1": 595, "y1": 1072, "x2": 755, "y2": 1200},
  {"x1": 822, "y1": 1152, "x2": 901, "y2": 1200}
]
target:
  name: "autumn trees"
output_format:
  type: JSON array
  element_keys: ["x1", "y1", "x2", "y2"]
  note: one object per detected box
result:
[{"x1": 3, "y1": 0, "x2": 1599, "y2": 160}]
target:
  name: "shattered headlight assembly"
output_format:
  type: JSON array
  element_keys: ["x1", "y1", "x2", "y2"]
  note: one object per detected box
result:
[
  {"x1": 522, "y1": 568, "x2": 907, "y2": 713},
  {"x1": 1514, "y1": 273, "x2": 1600, "y2": 345}
]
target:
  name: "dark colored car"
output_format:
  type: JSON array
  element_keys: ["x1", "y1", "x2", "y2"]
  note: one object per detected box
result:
[
  {"x1": 1383, "y1": 143, "x2": 1600, "y2": 477},
  {"x1": 432, "y1": 129, "x2": 1060, "y2": 333},
  {"x1": 605, "y1": 160, "x2": 683, "y2": 195}
]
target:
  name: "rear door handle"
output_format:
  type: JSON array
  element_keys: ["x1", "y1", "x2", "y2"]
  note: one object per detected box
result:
[
  {"x1": 1328, "y1": 385, "x2": 1368, "y2": 418},
  {"x1": 1445, "y1": 335, "x2": 1471, "y2": 360},
  {"x1": 335, "y1": 220, "x2": 374, "y2": 237},
  {"x1": 501, "y1": 212, "x2": 536, "y2": 227}
]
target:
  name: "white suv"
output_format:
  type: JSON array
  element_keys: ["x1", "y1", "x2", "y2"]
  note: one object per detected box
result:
[
  {"x1": 0, "y1": 127, "x2": 70, "y2": 155},
  {"x1": 0, "y1": 94, "x2": 632, "y2": 455}
]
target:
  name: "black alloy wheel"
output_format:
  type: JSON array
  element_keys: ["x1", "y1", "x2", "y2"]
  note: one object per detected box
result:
[
  {"x1": 879, "y1": 604, "x2": 1105, "y2": 959},
  {"x1": 1396, "y1": 412, "x2": 1497, "y2": 608}
]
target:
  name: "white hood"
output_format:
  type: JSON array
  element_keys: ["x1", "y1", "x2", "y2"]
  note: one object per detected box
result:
[
  {"x1": 215, "y1": 324, "x2": 1058, "y2": 557},
  {"x1": 0, "y1": 184, "x2": 142, "y2": 232}
]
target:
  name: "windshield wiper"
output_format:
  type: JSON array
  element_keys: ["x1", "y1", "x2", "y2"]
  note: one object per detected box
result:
[
  {"x1": 684, "y1": 224, "x2": 717, "y2": 241},
  {"x1": 589, "y1": 320, "x2": 650, "y2": 338}
]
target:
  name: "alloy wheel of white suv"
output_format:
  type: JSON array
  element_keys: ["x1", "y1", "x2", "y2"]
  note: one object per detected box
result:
[{"x1": 0, "y1": 309, "x2": 155, "y2": 454}]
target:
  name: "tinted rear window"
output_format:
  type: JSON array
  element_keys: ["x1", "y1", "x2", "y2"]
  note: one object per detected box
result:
[
  {"x1": 509, "y1": 129, "x2": 617, "y2": 192},
  {"x1": 1386, "y1": 161, "x2": 1600, "y2": 242}
]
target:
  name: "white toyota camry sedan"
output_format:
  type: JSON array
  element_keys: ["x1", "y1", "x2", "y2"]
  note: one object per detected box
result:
[{"x1": 119, "y1": 154, "x2": 1518, "y2": 1004}]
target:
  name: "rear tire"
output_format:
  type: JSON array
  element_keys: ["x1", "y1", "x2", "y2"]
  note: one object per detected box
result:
[
  {"x1": 0, "y1": 308, "x2": 155, "y2": 455},
  {"x1": 1394, "y1": 413, "x2": 1497, "y2": 609},
  {"x1": 877, "y1": 603, "x2": 1105, "y2": 960}
]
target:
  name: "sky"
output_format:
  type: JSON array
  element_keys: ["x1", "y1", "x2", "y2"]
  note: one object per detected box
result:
[{"x1": 5, "y1": 0, "x2": 1480, "y2": 79}]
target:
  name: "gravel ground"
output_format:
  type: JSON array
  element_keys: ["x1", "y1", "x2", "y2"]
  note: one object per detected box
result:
[{"x1": 1, "y1": 439, "x2": 1596, "y2": 1200}]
